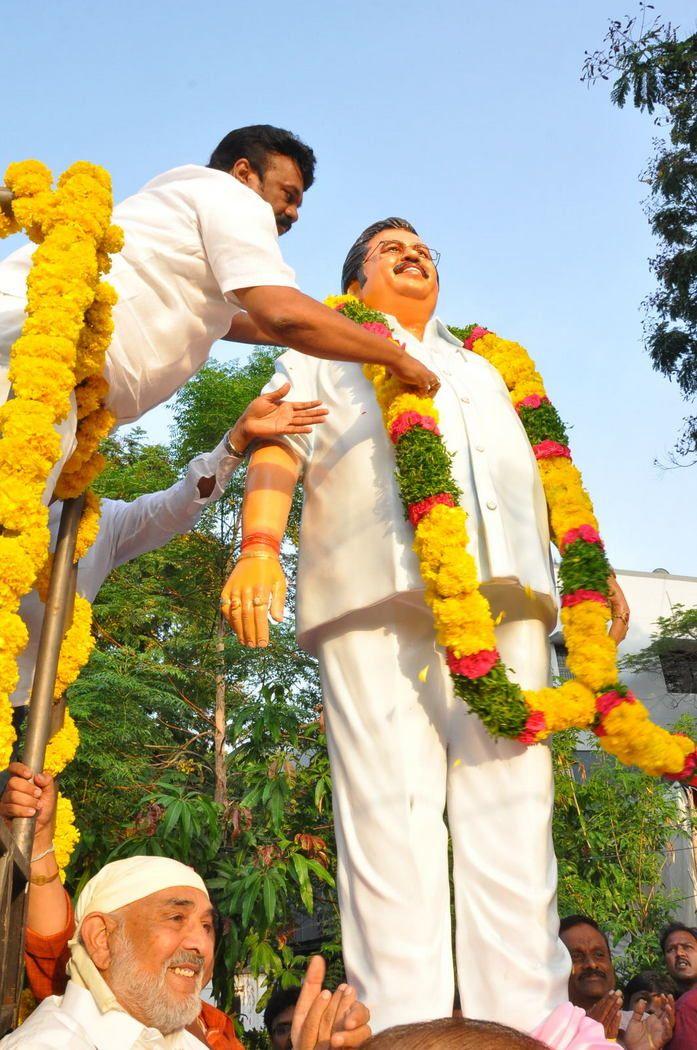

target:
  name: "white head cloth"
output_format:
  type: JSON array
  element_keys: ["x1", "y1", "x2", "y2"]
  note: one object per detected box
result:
[{"x1": 66, "y1": 855, "x2": 209, "y2": 1013}]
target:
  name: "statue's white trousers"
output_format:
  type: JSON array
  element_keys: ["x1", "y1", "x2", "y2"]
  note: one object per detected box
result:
[
  {"x1": 1, "y1": 292, "x2": 77, "y2": 502},
  {"x1": 314, "y1": 594, "x2": 571, "y2": 1035}
]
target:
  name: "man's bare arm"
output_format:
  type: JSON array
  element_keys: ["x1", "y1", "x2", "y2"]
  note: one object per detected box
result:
[
  {"x1": 232, "y1": 286, "x2": 439, "y2": 394},
  {"x1": 223, "y1": 311, "x2": 279, "y2": 346}
]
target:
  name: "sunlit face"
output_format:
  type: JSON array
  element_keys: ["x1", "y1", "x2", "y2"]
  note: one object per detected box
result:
[
  {"x1": 104, "y1": 886, "x2": 216, "y2": 1033},
  {"x1": 664, "y1": 930, "x2": 697, "y2": 983},
  {"x1": 250, "y1": 153, "x2": 304, "y2": 234},
  {"x1": 561, "y1": 923, "x2": 615, "y2": 1008},
  {"x1": 355, "y1": 229, "x2": 439, "y2": 313}
]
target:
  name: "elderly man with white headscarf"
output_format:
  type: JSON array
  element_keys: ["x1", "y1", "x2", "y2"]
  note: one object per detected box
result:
[{"x1": 1, "y1": 855, "x2": 370, "y2": 1049}]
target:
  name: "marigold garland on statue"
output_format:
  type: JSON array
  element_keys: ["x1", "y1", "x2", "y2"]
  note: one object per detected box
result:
[
  {"x1": 325, "y1": 295, "x2": 697, "y2": 786},
  {"x1": 0, "y1": 159, "x2": 121, "y2": 868}
]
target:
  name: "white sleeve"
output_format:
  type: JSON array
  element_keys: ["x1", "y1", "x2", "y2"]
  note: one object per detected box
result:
[
  {"x1": 256, "y1": 352, "x2": 317, "y2": 472},
  {"x1": 193, "y1": 174, "x2": 298, "y2": 300},
  {"x1": 105, "y1": 447, "x2": 243, "y2": 570}
]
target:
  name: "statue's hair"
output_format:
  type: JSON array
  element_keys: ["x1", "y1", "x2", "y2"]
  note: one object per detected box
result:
[
  {"x1": 341, "y1": 217, "x2": 417, "y2": 293},
  {"x1": 362, "y1": 1017, "x2": 546, "y2": 1050}
]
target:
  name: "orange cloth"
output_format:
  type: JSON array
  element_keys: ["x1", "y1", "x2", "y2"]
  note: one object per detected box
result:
[{"x1": 23, "y1": 890, "x2": 244, "y2": 1050}]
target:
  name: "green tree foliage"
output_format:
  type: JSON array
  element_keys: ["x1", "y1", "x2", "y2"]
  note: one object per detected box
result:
[
  {"x1": 622, "y1": 603, "x2": 697, "y2": 695},
  {"x1": 582, "y1": 6, "x2": 697, "y2": 459},
  {"x1": 553, "y1": 730, "x2": 695, "y2": 979}
]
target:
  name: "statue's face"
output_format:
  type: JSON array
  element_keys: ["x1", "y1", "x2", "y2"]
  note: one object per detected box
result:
[{"x1": 354, "y1": 229, "x2": 439, "y2": 316}]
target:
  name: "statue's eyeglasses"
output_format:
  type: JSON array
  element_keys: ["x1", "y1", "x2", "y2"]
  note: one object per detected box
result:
[{"x1": 366, "y1": 239, "x2": 441, "y2": 267}]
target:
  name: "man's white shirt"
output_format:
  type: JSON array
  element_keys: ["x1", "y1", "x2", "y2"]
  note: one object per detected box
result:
[
  {"x1": 0, "y1": 980, "x2": 201, "y2": 1048},
  {"x1": 10, "y1": 438, "x2": 241, "y2": 707},
  {"x1": 263, "y1": 315, "x2": 558, "y2": 653},
  {"x1": 0, "y1": 165, "x2": 297, "y2": 423}
]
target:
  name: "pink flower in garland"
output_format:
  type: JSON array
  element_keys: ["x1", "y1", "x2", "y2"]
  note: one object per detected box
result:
[
  {"x1": 560, "y1": 590, "x2": 608, "y2": 609},
  {"x1": 407, "y1": 492, "x2": 456, "y2": 526},
  {"x1": 446, "y1": 648, "x2": 499, "y2": 679},
  {"x1": 515, "y1": 394, "x2": 550, "y2": 410},
  {"x1": 463, "y1": 325, "x2": 490, "y2": 350},
  {"x1": 361, "y1": 321, "x2": 394, "y2": 340},
  {"x1": 533, "y1": 440, "x2": 571, "y2": 461},
  {"x1": 560, "y1": 525, "x2": 604, "y2": 552},
  {"x1": 596, "y1": 689, "x2": 636, "y2": 717},
  {"x1": 518, "y1": 710, "x2": 547, "y2": 745},
  {"x1": 665, "y1": 750, "x2": 697, "y2": 784},
  {"x1": 389, "y1": 411, "x2": 441, "y2": 444}
]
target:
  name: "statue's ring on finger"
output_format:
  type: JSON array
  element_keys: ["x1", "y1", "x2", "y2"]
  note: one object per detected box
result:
[
  {"x1": 227, "y1": 597, "x2": 242, "y2": 611},
  {"x1": 252, "y1": 595, "x2": 268, "y2": 607},
  {"x1": 220, "y1": 598, "x2": 231, "y2": 609}
]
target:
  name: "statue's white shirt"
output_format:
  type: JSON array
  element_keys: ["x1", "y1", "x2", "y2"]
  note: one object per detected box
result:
[
  {"x1": 264, "y1": 314, "x2": 557, "y2": 653},
  {"x1": 0, "y1": 165, "x2": 297, "y2": 424}
]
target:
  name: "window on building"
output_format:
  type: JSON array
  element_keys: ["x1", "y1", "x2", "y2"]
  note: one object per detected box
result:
[
  {"x1": 553, "y1": 643, "x2": 573, "y2": 683},
  {"x1": 659, "y1": 647, "x2": 697, "y2": 694}
]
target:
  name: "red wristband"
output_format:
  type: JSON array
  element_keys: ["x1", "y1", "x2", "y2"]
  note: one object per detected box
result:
[{"x1": 241, "y1": 533, "x2": 281, "y2": 554}]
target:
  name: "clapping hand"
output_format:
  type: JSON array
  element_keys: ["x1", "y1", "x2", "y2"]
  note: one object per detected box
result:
[
  {"x1": 291, "y1": 956, "x2": 371, "y2": 1050},
  {"x1": 623, "y1": 995, "x2": 674, "y2": 1050}
]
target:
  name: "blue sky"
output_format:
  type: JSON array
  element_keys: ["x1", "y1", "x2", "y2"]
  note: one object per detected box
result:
[{"x1": 2, "y1": 0, "x2": 696, "y2": 575}]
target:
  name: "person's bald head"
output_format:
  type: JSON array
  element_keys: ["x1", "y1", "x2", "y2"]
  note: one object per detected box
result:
[{"x1": 362, "y1": 1017, "x2": 545, "y2": 1049}]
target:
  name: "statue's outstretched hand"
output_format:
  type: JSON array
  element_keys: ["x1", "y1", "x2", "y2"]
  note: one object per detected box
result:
[{"x1": 221, "y1": 556, "x2": 286, "y2": 648}]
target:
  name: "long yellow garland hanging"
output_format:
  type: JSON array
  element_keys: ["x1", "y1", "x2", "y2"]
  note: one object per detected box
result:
[
  {"x1": 326, "y1": 295, "x2": 697, "y2": 787},
  {"x1": 0, "y1": 160, "x2": 122, "y2": 873}
]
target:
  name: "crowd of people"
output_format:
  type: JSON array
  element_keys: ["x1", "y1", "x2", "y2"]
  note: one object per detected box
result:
[{"x1": 1, "y1": 763, "x2": 695, "y2": 1049}]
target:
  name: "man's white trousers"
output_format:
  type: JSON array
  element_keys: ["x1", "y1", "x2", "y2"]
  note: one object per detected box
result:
[{"x1": 315, "y1": 595, "x2": 571, "y2": 1034}]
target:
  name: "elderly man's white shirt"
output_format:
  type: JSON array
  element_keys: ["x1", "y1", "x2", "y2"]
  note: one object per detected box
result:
[
  {"x1": 0, "y1": 164, "x2": 297, "y2": 423},
  {"x1": 263, "y1": 315, "x2": 557, "y2": 652},
  {"x1": 10, "y1": 438, "x2": 241, "y2": 706},
  {"x1": 0, "y1": 980, "x2": 201, "y2": 1049}
]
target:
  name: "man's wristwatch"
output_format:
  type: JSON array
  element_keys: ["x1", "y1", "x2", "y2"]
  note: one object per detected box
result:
[{"x1": 224, "y1": 431, "x2": 246, "y2": 458}]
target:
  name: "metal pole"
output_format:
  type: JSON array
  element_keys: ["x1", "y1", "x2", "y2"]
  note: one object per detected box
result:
[{"x1": 13, "y1": 495, "x2": 84, "y2": 861}]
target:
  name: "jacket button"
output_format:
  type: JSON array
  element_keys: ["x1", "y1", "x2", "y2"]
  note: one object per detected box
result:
[{"x1": 486, "y1": 500, "x2": 497, "y2": 511}]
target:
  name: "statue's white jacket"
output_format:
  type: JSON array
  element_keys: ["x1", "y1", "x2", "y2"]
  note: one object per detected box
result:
[{"x1": 263, "y1": 315, "x2": 558, "y2": 653}]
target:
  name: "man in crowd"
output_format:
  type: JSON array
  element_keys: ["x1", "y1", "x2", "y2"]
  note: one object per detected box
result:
[
  {"x1": 660, "y1": 923, "x2": 697, "y2": 997},
  {"x1": 0, "y1": 125, "x2": 438, "y2": 501},
  {"x1": 220, "y1": 216, "x2": 629, "y2": 1032},
  {"x1": 0, "y1": 770, "x2": 370, "y2": 1049},
  {"x1": 559, "y1": 916, "x2": 673, "y2": 1049},
  {"x1": 264, "y1": 986, "x2": 300, "y2": 1050},
  {"x1": 659, "y1": 923, "x2": 697, "y2": 1050}
]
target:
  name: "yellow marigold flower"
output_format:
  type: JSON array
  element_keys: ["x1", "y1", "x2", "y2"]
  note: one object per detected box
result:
[
  {"x1": 324, "y1": 294, "x2": 355, "y2": 310},
  {"x1": 0, "y1": 537, "x2": 38, "y2": 610},
  {"x1": 44, "y1": 708, "x2": 80, "y2": 776},
  {"x1": 531, "y1": 680, "x2": 596, "y2": 733},
  {"x1": 0, "y1": 693, "x2": 16, "y2": 770},
  {"x1": 53, "y1": 596, "x2": 94, "y2": 700},
  {"x1": 74, "y1": 491, "x2": 102, "y2": 561},
  {"x1": 385, "y1": 393, "x2": 438, "y2": 428},
  {"x1": 54, "y1": 792, "x2": 80, "y2": 877},
  {"x1": 4, "y1": 159, "x2": 53, "y2": 197}
]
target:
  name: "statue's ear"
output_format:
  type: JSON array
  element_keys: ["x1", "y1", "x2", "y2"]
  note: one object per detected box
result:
[{"x1": 346, "y1": 279, "x2": 362, "y2": 298}]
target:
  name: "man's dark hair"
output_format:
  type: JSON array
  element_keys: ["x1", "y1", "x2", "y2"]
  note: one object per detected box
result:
[
  {"x1": 341, "y1": 217, "x2": 418, "y2": 293},
  {"x1": 208, "y1": 125, "x2": 316, "y2": 189},
  {"x1": 264, "y1": 985, "x2": 301, "y2": 1033},
  {"x1": 624, "y1": 970, "x2": 677, "y2": 1001},
  {"x1": 659, "y1": 921, "x2": 697, "y2": 953},
  {"x1": 559, "y1": 914, "x2": 611, "y2": 953}
]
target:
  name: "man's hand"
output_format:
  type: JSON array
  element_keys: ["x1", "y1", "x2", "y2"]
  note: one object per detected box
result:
[
  {"x1": 292, "y1": 956, "x2": 371, "y2": 1050},
  {"x1": 221, "y1": 557, "x2": 286, "y2": 648},
  {"x1": 608, "y1": 575, "x2": 630, "y2": 644},
  {"x1": 0, "y1": 762, "x2": 57, "y2": 849},
  {"x1": 388, "y1": 349, "x2": 440, "y2": 397},
  {"x1": 229, "y1": 383, "x2": 328, "y2": 452},
  {"x1": 622, "y1": 996, "x2": 674, "y2": 1050},
  {"x1": 588, "y1": 990, "x2": 623, "y2": 1039}
]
